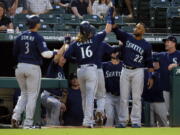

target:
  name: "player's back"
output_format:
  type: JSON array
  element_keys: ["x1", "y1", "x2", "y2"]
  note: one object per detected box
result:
[
  {"x1": 68, "y1": 38, "x2": 99, "y2": 65},
  {"x1": 14, "y1": 31, "x2": 48, "y2": 65}
]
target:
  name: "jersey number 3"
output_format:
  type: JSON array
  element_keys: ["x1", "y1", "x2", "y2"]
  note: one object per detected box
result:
[
  {"x1": 134, "y1": 54, "x2": 143, "y2": 63},
  {"x1": 81, "y1": 46, "x2": 93, "y2": 59},
  {"x1": 25, "y1": 42, "x2": 30, "y2": 54}
]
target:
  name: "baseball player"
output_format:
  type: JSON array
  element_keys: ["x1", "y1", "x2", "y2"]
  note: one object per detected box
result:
[
  {"x1": 156, "y1": 36, "x2": 180, "y2": 113},
  {"x1": 12, "y1": 15, "x2": 58, "y2": 129},
  {"x1": 64, "y1": 7, "x2": 114, "y2": 128},
  {"x1": 142, "y1": 54, "x2": 169, "y2": 127},
  {"x1": 63, "y1": 73, "x2": 83, "y2": 126},
  {"x1": 102, "y1": 47, "x2": 122, "y2": 126},
  {"x1": 95, "y1": 42, "x2": 119, "y2": 126},
  {"x1": 41, "y1": 53, "x2": 67, "y2": 126},
  {"x1": 112, "y1": 23, "x2": 154, "y2": 128}
]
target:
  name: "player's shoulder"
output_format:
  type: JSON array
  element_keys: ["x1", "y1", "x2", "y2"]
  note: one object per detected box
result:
[
  {"x1": 175, "y1": 50, "x2": 180, "y2": 55},
  {"x1": 102, "y1": 61, "x2": 112, "y2": 67},
  {"x1": 16, "y1": 31, "x2": 28, "y2": 39},
  {"x1": 95, "y1": 30, "x2": 106, "y2": 37},
  {"x1": 143, "y1": 39, "x2": 152, "y2": 47},
  {"x1": 158, "y1": 51, "x2": 167, "y2": 56},
  {"x1": 70, "y1": 40, "x2": 78, "y2": 47},
  {"x1": 34, "y1": 32, "x2": 44, "y2": 39}
]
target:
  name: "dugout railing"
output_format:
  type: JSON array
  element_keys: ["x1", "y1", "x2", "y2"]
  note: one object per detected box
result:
[{"x1": 170, "y1": 67, "x2": 180, "y2": 127}]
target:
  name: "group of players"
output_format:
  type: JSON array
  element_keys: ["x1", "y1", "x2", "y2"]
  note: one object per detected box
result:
[{"x1": 11, "y1": 6, "x2": 180, "y2": 129}]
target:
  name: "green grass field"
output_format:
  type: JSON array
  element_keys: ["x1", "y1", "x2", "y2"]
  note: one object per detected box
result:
[{"x1": 0, "y1": 128, "x2": 180, "y2": 135}]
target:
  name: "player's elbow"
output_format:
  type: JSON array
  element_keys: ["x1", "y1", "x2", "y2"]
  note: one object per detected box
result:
[{"x1": 41, "y1": 51, "x2": 54, "y2": 59}]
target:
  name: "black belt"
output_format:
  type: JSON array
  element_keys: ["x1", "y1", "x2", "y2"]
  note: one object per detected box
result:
[
  {"x1": 78, "y1": 64, "x2": 95, "y2": 68},
  {"x1": 123, "y1": 64, "x2": 137, "y2": 70}
]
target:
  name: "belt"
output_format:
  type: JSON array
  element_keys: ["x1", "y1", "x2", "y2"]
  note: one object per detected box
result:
[
  {"x1": 78, "y1": 64, "x2": 96, "y2": 68},
  {"x1": 123, "y1": 64, "x2": 136, "y2": 70}
]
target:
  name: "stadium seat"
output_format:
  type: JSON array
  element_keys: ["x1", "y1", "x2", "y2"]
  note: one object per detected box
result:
[
  {"x1": 150, "y1": 0, "x2": 170, "y2": 8},
  {"x1": 114, "y1": 16, "x2": 123, "y2": 25},
  {"x1": 149, "y1": 0, "x2": 170, "y2": 28},
  {"x1": 83, "y1": 15, "x2": 102, "y2": 26},
  {"x1": 136, "y1": 0, "x2": 151, "y2": 26},
  {"x1": 39, "y1": 14, "x2": 59, "y2": 24},
  {"x1": 51, "y1": 5, "x2": 66, "y2": 14},
  {"x1": 14, "y1": 23, "x2": 27, "y2": 31},
  {"x1": 172, "y1": 0, "x2": 180, "y2": 7},
  {"x1": 54, "y1": 24, "x2": 74, "y2": 31},
  {"x1": 167, "y1": 7, "x2": 180, "y2": 33},
  {"x1": 121, "y1": 25, "x2": 135, "y2": 33},
  {"x1": 40, "y1": 24, "x2": 53, "y2": 31},
  {"x1": 62, "y1": 14, "x2": 80, "y2": 26},
  {"x1": 13, "y1": 14, "x2": 28, "y2": 23}
]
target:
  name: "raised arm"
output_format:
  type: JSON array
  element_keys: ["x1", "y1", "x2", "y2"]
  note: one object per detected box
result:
[{"x1": 105, "y1": 7, "x2": 114, "y2": 33}]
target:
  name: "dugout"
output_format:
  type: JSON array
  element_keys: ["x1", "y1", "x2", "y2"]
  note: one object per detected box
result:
[{"x1": 0, "y1": 32, "x2": 180, "y2": 125}]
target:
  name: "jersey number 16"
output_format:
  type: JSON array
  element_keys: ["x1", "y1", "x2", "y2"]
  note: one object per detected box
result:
[{"x1": 81, "y1": 46, "x2": 93, "y2": 59}]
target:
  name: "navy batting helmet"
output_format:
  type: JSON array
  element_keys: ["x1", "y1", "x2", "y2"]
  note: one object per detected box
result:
[
  {"x1": 26, "y1": 15, "x2": 41, "y2": 29},
  {"x1": 80, "y1": 21, "x2": 96, "y2": 37}
]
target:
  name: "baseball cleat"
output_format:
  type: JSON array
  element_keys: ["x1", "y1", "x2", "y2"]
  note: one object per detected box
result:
[
  {"x1": 83, "y1": 124, "x2": 93, "y2": 128},
  {"x1": 11, "y1": 119, "x2": 19, "y2": 128},
  {"x1": 131, "y1": 124, "x2": 141, "y2": 128},
  {"x1": 95, "y1": 112, "x2": 104, "y2": 126},
  {"x1": 115, "y1": 123, "x2": 127, "y2": 128}
]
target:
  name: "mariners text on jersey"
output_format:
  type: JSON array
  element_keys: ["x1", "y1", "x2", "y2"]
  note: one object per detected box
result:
[
  {"x1": 105, "y1": 71, "x2": 121, "y2": 78},
  {"x1": 126, "y1": 40, "x2": 144, "y2": 55}
]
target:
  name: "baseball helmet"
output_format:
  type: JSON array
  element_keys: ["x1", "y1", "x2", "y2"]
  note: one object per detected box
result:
[
  {"x1": 26, "y1": 15, "x2": 41, "y2": 29},
  {"x1": 80, "y1": 21, "x2": 96, "y2": 37}
]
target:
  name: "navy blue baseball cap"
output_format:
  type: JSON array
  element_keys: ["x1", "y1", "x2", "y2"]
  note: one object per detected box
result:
[
  {"x1": 26, "y1": 15, "x2": 41, "y2": 29},
  {"x1": 162, "y1": 36, "x2": 177, "y2": 44}
]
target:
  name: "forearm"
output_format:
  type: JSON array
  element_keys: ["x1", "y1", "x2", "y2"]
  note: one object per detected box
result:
[
  {"x1": 105, "y1": 7, "x2": 115, "y2": 33},
  {"x1": 0, "y1": 26, "x2": 7, "y2": 31},
  {"x1": 71, "y1": 7, "x2": 82, "y2": 18},
  {"x1": 41, "y1": 51, "x2": 57, "y2": 58},
  {"x1": 7, "y1": 23, "x2": 14, "y2": 29},
  {"x1": 87, "y1": 0, "x2": 92, "y2": 14}
]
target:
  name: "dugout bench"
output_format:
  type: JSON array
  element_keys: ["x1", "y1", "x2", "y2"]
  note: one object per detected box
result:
[{"x1": 0, "y1": 77, "x2": 68, "y2": 126}]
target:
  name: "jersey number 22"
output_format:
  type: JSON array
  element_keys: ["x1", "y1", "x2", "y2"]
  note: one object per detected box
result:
[{"x1": 134, "y1": 54, "x2": 143, "y2": 63}]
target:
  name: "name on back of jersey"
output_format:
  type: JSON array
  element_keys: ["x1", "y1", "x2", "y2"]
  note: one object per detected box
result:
[
  {"x1": 77, "y1": 39, "x2": 93, "y2": 46},
  {"x1": 126, "y1": 40, "x2": 144, "y2": 55},
  {"x1": 21, "y1": 35, "x2": 35, "y2": 41}
]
